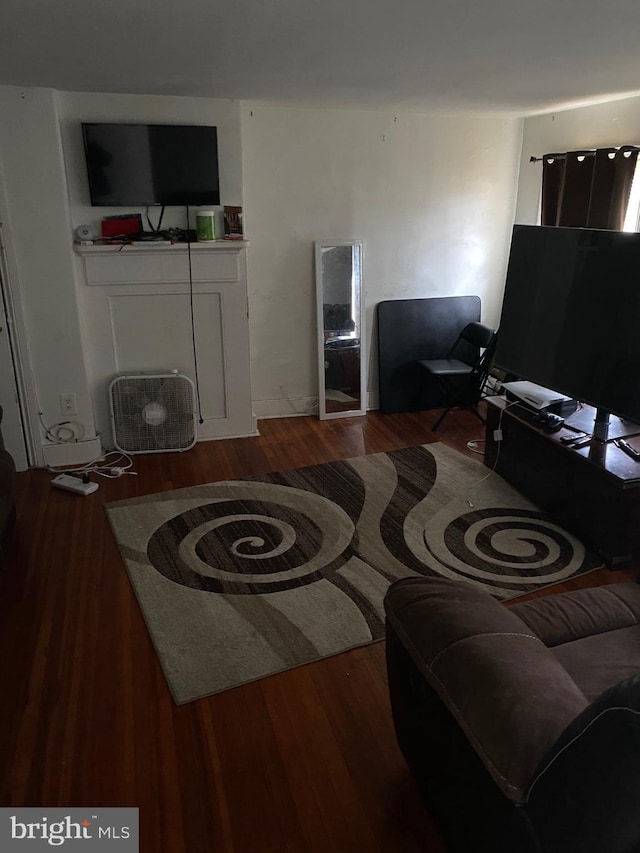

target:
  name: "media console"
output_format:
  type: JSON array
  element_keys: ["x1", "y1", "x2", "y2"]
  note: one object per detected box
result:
[{"x1": 484, "y1": 397, "x2": 640, "y2": 566}]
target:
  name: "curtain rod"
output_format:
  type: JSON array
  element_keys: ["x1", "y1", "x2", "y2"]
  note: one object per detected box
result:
[{"x1": 530, "y1": 146, "x2": 640, "y2": 163}]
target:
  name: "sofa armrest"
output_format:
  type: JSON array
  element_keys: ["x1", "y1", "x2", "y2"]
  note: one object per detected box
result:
[{"x1": 384, "y1": 577, "x2": 588, "y2": 803}]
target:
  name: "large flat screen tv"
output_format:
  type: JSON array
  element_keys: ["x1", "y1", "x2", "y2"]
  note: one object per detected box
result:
[
  {"x1": 82, "y1": 123, "x2": 220, "y2": 207},
  {"x1": 495, "y1": 224, "x2": 640, "y2": 427}
]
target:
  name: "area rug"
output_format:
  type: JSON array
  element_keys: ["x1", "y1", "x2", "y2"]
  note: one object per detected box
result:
[{"x1": 106, "y1": 442, "x2": 601, "y2": 703}]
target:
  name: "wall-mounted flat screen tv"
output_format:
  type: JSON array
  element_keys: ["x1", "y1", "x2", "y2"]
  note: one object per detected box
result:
[
  {"x1": 82, "y1": 123, "x2": 220, "y2": 207},
  {"x1": 495, "y1": 224, "x2": 640, "y2": 425}
]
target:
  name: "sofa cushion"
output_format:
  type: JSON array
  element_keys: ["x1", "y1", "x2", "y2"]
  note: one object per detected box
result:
[
  {"x1": 511, "y1": 583, "x2": 640, "y2": 647},
  {"x1": 511, "y1": 583, "x2": 640, "y2": 702},
  {"x1": 553, "y1": 625, "x2": 640, "y2": 702}
]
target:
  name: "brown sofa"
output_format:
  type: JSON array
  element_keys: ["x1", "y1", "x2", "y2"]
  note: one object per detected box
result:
[
  {"x1": 0, "y1": 406, "x2": 16, "y2": 563},
  {"x1": 385, "y1": 577, "x2": 640, "y2": 853}
]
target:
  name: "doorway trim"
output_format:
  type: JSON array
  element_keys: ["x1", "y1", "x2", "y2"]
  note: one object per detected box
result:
[{"x1": 0, "y1": 212, "x2": 40, "y2": 469}]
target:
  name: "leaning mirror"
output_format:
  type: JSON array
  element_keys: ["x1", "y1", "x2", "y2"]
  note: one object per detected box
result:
[{"x1": 315, "y1": 241, "x2": 366, "y2": 419}]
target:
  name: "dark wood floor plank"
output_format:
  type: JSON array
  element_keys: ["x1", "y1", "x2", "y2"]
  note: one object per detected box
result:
[
  {"x1": 203, "y1": 680, "x2": 309, "y2": 853},
  {"x1": 260, "y1": 664, "x2": 385, "y2": 853},
  {"x1": 306, "y1": 646, "x2": 444, "y2": 852},
  {"x1": 1, "y1": 409, "x2": 637, "y2": 851}
]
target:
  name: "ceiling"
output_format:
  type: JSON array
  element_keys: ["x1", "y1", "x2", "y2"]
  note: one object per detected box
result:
[{"x1": 2, "y1": 0, "x2": 640, "y2": 115}]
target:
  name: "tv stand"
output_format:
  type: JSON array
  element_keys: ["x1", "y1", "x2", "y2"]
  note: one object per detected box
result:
[
  {"x1": 484, "y1": 397, "x2": 640, "y2": 566},
  {"x1": 563, "y1": 406, "x2": 640, "y2": 442}
]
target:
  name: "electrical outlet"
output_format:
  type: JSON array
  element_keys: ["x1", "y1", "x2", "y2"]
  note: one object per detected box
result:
[{"x1": 60, "y1": 393, "x2": 78, "y2": 416}]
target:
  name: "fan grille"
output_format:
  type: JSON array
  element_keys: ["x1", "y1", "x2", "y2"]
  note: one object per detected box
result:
[{"x1": 110, "y1": 374, "x2": 197, "y2": 454}]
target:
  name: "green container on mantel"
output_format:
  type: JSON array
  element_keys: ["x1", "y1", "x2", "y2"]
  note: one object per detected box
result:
[{"x1": 196, "y1": 210, "x2": 216, "y2": 242}]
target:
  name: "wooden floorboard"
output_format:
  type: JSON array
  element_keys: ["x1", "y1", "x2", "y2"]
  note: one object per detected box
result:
[{"x1": 0, "y1": 409, "x2": 636, "y2": 852}]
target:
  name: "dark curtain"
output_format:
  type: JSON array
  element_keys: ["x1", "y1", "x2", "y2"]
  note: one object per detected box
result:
[{"x1": 541, "y1": 146, "x2": 639, "y2": 229}]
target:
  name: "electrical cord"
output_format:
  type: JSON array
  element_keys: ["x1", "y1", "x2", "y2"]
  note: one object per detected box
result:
[
  {"x1": 464, "y1": 401, "x2": 518, "y2": 507},
  {"x1": 45, "y1": 450, "x2": 137, "y2": 479},
  {"x1": 38, "y1": 411, "x2": 86, "y2": 443},
  {"x1": 146, "y1": 205, "x2": 165, "y2": 234},
  {"x1": 186, "y1": 204, "x2": 204, "y2": 425}
]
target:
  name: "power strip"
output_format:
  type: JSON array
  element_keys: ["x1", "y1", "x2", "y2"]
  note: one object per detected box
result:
[{"x1": 51, "y1": 474, "x2": 99, "y2": 495}]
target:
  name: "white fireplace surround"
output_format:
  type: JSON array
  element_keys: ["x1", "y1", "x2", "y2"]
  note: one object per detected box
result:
[{"x1": 74, "y1": 241, "x2": 256, "y2": 452}]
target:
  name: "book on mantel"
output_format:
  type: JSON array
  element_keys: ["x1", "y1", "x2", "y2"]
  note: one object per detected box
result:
[{"x1": 223, "y1": 206, "x2": 244, "y2": 240}]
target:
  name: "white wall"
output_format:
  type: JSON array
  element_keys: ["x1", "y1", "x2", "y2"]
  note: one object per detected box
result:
[
  {"x1": 516, "y1": 94, "x2": 640, "y2": 225},
  {"x1": 0, "y1": 88, "x2": 245, "y2": 463},
  {"x1": 241, "y1": 105, "x2": 523, "y2": 415},
  {"x1": 0, "y1": 87, "x2": 525, "y2": 461},
  {"x1": 0, "y1": 86, "x2": 99, "y2": 463}
]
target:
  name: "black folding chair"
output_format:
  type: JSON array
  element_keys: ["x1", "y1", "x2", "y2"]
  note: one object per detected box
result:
[{"x1": 416, "y1": 321, "x2": 497, "y2": 431}]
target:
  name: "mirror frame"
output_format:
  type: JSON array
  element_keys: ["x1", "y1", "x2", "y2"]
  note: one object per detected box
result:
[{"x1": 315, "y1": 240, "x2": 366, "y2": 420}]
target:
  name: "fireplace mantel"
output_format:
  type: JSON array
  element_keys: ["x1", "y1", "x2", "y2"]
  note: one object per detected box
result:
[{"x1": 73, "y1": 241, "x2": 256, "y2": 446}]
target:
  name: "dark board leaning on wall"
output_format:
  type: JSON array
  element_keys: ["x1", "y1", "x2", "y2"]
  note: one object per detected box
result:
[{"x1": 377, "y1": 296, "x2": 481, "y2": 414}]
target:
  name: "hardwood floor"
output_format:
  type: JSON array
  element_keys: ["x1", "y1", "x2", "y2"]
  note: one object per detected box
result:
[{"x1": 0, "y1": 409, "x2": 636, "y2": 852}]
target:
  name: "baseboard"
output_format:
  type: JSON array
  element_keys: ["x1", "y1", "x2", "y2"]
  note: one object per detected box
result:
[
  {"x1": 194, "y1": 416, "x2": 259, "y2": 440},
  {"x1": 253, "y1": 393, "x2": 380, "y2": 420},
  {"x1": 42, "y1": 436, "x2": 103, "y2": 468},
  {"x1": 253, "y1": 397, "x2": 318, "y2": 419},
  {"x1": 196, "y1": 427, "x2": 260, "y2": 441}
]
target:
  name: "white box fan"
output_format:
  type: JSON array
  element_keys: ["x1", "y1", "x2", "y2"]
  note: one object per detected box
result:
[{"x1": 109, "y1": 372, "x2": 197, "y2": 454}]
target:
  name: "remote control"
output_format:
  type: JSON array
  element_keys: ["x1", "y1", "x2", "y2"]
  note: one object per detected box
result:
[
  {"x1": 51, "y1": 474, "x2": 99, "y2": 495},
  {"x1": 560, "y1": 432, "x2": 588, "y2": 443},
  {"x1": 615, "y1": 439, "x2": 640, "y2": 461},
  {"x1": 542, "y1": 413, "x2": 565, "y2": 433},
  {"x1": 570, "y1": 437, "x2": 593, "y2": 449}
]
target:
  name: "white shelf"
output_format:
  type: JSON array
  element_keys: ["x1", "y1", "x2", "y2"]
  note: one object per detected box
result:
[{"x1": 74, "y1": 240, "x2": 249, "y2": 256}]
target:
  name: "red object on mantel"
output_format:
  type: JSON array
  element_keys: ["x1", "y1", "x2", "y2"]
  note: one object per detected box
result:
[{"x1": 101, "y1": 215, "x2": 142, "y2": 239}]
